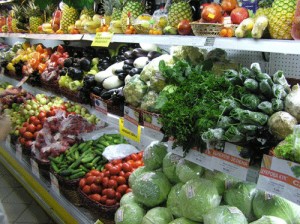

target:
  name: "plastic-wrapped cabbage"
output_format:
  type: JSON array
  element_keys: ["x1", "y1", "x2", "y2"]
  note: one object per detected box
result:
[
  {"x1": 128, "y1": 166, "x2": 149, "y2": 188},
  {"x1": 143, "y1": 141, "x2": 168, "y2": 170},
  {"x1": 176, "y1": 159, "x2": 204, "y2": 183},
  {"x1": 123, "y1": 75, "x2": 148, "y2": 107},
  {"x1": 140, "y1": 54, "x2": 174, "y2": 82},
  {"x1": 253, "y1": 191, "x2": 300, "y2": 224},
  {"x1": 132, "y1": 171, "x2": 171, "y2": 207},
  {"x1": 250, "y1": 216, "x2": 287, "y2": 224},
  {"x1": 150, "y1": 71, "x2": 166, "y2": 93},
  {"x1": 224, "y1": 182, "x2": 257, "y2": 221},
  {"x1": 167, "y1": 183, "x2": 184, "y2": 218},
  {"x1": 179, "y1": 178, "x2": 221, "y2": 222},
  {"x1": 162, "y1": 152, "x2": 182, "y2": 183},
  {"x1": 285, "y1": 84, "x2": 300, "y2": 122},
  {"x1": 115, "y1": 203, "x2": 146, "y2": 224},
  {"x1": 120, "y1": 192, "x2": 142, "y2": 207},
  {"x1": 203, "y1": 205, "x2": 248, "y2": 224},
  {"x1": 170, "y1": 46, "x2": 206, "y2": 65},
  {"x1": 169, "y1": 217, "x2": 198, "y2": 224},
  {"x1": 142, "y1": 207, "x2": 174, "y2": 224},
  {"x1": 204, "y1": 170, "x2": 237, "y2": 195},
  {"x1": 141, "y1": 91, "x2": 159, "y2": 112}
]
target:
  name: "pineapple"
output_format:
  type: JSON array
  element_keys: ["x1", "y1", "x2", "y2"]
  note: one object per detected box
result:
[
  {"x1": 254, "y1": 0, "x2": 273, "y2": 18},
  {"x1": 268, "y1": 0, "x2": 296, "y2": 39},
  {"x1": 120, "y1": 0, "x2": 145, "y2": 33},
  {"x1": 167, "y1": 0, "x2": 193, "y2": 28},
  {"x1": 25, "y1": 1, "x2": 43, "y2": 33},
  {"x1": 103, "y1": 0, "x2": 123, "y2": 24},
  {"x1": 80, "y1": 7, "x2": 95, "y2": 18},
  {"x1": 60, "y1": 2, "x2": 79, "y2": 33}
]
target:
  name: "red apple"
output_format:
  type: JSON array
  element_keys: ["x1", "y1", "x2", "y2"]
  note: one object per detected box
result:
[
  {"x1": 178, "y1": 20, "x2": 192, "y2": 35},
  {"x1": 230, "y1": 7, "x2": 249, "y2": 24}
]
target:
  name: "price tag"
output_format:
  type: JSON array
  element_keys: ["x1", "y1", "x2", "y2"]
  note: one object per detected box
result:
[
  {"x1": 123, "y1": 106, "x2": 139, "y2": 136},
  {"x1": 30, "y1": 158, "x2": 40, "y2": 179},
  {"x1": 142, "y1": 112, "x2": 163, "y2": 141},
  {"x1": 94, "y1": 97, "x2": 108, "y2": 122},
  {"x1": 212, "y1": 143, "x2": 250, "y2": 181},
  {"x1": 50, "y1": 173, "x2": 60, "y2": 195},
  {"x1": 204, "y1": 37, "x2": 215, "y2": 46},
  {"x1": 185, "y1": 149, "x2": 213, "y2": 170},
  {"x1": 167, "y1": 137, "x2": 184, "y2": 157},
  {"x1": 16, "y1": 144, "x2": 22, "y2": 161},
  {"x1": 119, "y1": 118, "x2": 141, "y2": 143},
  {"x1": 256, "y1": 155, "x2": 300, "y2": 205},
  {"x1": 91, "y1": 32, "x2": 113, "y2": 47}
]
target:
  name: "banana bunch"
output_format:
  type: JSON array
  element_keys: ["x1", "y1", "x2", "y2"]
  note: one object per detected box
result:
[{"x1": 75, "y1": 14, "x2": 102, "y2": 33}]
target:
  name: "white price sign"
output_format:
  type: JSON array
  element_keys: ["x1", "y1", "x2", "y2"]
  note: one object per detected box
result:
[
  {"x1": 123, "y1": 106, "x2": 139, "y2": 136},
  {"x1": 256, "y1": 155, "x2": 300, "y2": 205},
  {"x1": 185, "y1": 149, "x2": 213, "y2": 170},
  {"x1": 142, "y1": 113, "x2": 163, "y2": 141},
  {"x1": 167, "y1": 137, "x2": 184, "y2": 157},
  {"x1": 50, "y1": 173, "x2": 60, "y2": 195},
  {"x1": 30, "y1": 158, "x2": 40, "y2": 179},
  {"x1": 94, "y1": 98, "x2": 108, "y2": 122}
]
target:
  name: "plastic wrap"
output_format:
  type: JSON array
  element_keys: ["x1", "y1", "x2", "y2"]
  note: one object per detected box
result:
[
  {"x1": 169, "y1": 217, "x2": 198, "y2": 224},
  {"x1": 102, "y1": 144, "x2": 139, "y2": 161},
  {"x1": 140, "y1": 91, "x2": 159, "y2": 112},
  {"x1": 123, "y1": 75, "x2": 148, "y2": 107},
  {"x1": 119, "y1": 192, "x2": 142, "y2": 207},
  {"x1": 162, "y1": 152, "x2": 182, "y2": 183},
  {"x1": 149, "y1": 71, "x2": 166, "y2": 93},
  {"x1": 114, "y1": 203, "x2": 145, "y2": 224},
  {"x1": 250, "y1": 216, "x2": 287, "y2": 224},
  {"x1": 203, "y1": 205, "x2": 248, "y2": 224},
  {"x1": 142, "y1": 207, "x2": 174, "y2": 224},
  {"x1": 166, "y1": 183, "x2": 184, "y2": 218},
  {"x1": 178, "y1": 178, "x2": 221, "y2": 222},
  {"x1": 175, "y1": 159, "x2": 204, "y2": 183},
  {"x1": 132, "y1": 171, "x2": 171, "y2": 207},
  {"x1": 143, "y1": 141, "x2": 168, "y2": 170},
  {"x1": 128, "y1": 166, "x2": 149, "y2": 188},
  {"x1": 204, "y1": 170, "x2": 237, "y2": 195}
]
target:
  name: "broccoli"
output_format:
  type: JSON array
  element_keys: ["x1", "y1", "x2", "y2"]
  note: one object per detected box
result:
[
  {"x1": 170, "y1": 46, "x2": 207, "y2": 65},
  {"x1": 123, "y1": 75, "x2": 148, "y2": 107}
]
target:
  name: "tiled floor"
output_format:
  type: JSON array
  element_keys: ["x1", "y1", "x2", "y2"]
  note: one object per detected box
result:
[{"x1": 0, "y1": 162, "x2": 56, "y2": 224}]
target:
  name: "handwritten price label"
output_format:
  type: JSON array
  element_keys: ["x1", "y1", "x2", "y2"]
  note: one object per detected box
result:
[{"x1": 91, "y1": 32, "x2": 113, "y2": 47}]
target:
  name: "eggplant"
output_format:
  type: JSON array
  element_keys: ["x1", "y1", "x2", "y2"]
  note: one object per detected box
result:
[
  {"x1": 59, "y1": 67, "x2": 68, "y2": 76},
  {"x1": 129, "y1": 67, "x2": 143, "y2": 76},
  {"x1": 114, "y1": 69, "x2": 125, "y2": 74},
  {"x1": 63, "y1": 58, "x2": 73, "y2": 67},
  {"x1": 92, "y1": 86, "x2": 103, "y2": 96},
  {"x1": 124, "y1": 59, "x2": 134, "y2": 65},
  {"x1": 79, "y1": 58, "x2": 91, "y2": 71},
  {"x1": 83, "y1": 75, "x2": 96, "y2": 87},
  {"x1": 68, "y1": 67, "x2": 84, "y2": 80},
  {"x1": 122, "y1": 64, "x2": 133, "y2": 70},
  {"x1": 147, "y1": 51, "x2": 162, "y2": 60},
  {"x1": 124, "y1": 50, "x2": 135, "y2": 59},
  {"x1": 132, "y1": 48, "x2": 149, "y2": 58},
  {"x1": 101, "y1": 89, "x2": 116, "y2": 100},
  {"x1": 117, "y1": 72, "x2": 127, "y2": 81}
]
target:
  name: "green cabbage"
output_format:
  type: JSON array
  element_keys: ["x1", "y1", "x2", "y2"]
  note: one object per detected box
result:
[
  {"x1": 163, "y1": 152, "x2": 182, "y2": 183},
  {"x1": 224, "y1": 182, "x2": 257, "y2": 221},
  {"x1": 178, "y1": 178, "x2": 221, "y2": 222},
  {"x1": 120, "y1": 192, "x2": 142, "y2": 207},
  {"x1": 128, "y1": 166, "x2": 149, "y2": 188},
  {"x1": 176, "y1": 159, "x2": 204, "y2": 183},
  {"x1": 143, "y1": 141, "x2": 168, "y2": 170},
  {"x1": 253, "y1": 191, "x2": 300, "y2": 224},
  {"x1": 132, "y1": 170, "x2": 171, "y2": 207},
  {"x1": 166, "y1": 183, "x2": 184, "y2": 218},
  {"x1": 142, "y1": 207, "x2": 174, "y2": 224},
  {"x1": 203, "y1": 205, "x2": 248, "y2": 224},
  {"x1": 169, "y1": 217, "x2": 198, "y2": 224},
  {"x1": 204, "y1": 170, "x2": 237, "y2": 195},
  {"x1": 250, "y1": 216, "x2": 287, "y2": 224},
  {"x1": 115, "y1": 203, "x2": 146, "y2": 224}
]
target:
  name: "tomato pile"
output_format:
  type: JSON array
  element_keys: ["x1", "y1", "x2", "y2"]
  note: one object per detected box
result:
[{"x1": 79, "y1": 151, "x2": 144, "y2": 206}]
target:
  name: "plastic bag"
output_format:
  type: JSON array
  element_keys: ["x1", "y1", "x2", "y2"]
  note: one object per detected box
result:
[
  {"x1": 149, "y1": 71, "x2": 166, "y2": 93},
  {"x1": 123, "y1": 75, "x2": 148, "y2": 107},
  {"x1": 258, "y1": 101, "x2": 274, "y2": 115},
  {"x1": 140, "y1": 90, "x2": 159, "y2": 112},
  {"x1": 244, "y1": 78, "x2": 258, "y2": 91},
  {"x1": 241, "y1": 93, "x2": 261, "y2": 110},
  {"x1": 102, "y1": 144, "x2": 139, "y2": 161}
]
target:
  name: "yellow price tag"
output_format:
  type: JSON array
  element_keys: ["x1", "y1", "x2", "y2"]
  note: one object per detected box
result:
[
  {"x1": 91, "y1": 32, "x2": 114, "y2": 47},
  {"x1": 119, "y1": 118, "x2": 141, "y2": 142}
]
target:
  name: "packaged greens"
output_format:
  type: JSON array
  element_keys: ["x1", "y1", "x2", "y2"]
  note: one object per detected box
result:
[
  {"x1": 239, "y1": 67, "x2": 255, "y2": 79},
  {"x1": 272, "y1": 84, "x2": 287, "y2": 99},
  {"x1": 256, "y1": 72, "x2": 272, "y2": 82},
  {"x1": 224, "y1": 69, "x2": 243, "y2": 84},
  {"x1": 241, "y1": 93, "x2": 261, "y2": 110},
  {"x1": 238, "y1": 124, "x2": 258, "y2": 135},
  {"x1": 258, "y1": 101, "x2": 274, "y2": 115},
  {"x1": 224, "y1": 126, "x2": 245, "y2": 143},
  {"x1": 259, "y1": 79, "x2": 273, "y2": 98},
  {"x1": 217, "y1": 116, "x2": 236, "y2": 129},
  {"x1": 230, "y1": 108, "x2": 269, "y2": 126},
  {"x1": 201, "y1": 128, "x2": 225, "y2": 142},
  {"x1": 271, "y1": 98, "x2": 284, "y2": 111},
  {"x1": 250, "y1": 62, "x2": 262, "y2": 75},
  {"x1": 273, "y1": 70, "x2": 290, "y2": 91},
  {"x1": 219, "y1": 99, "x2": 240, "y2": 114},
  {"x1": 244, "y1": 78, "x2": 258, "y2": 91}
]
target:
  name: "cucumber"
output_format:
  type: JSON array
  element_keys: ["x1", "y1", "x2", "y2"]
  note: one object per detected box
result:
[
  {"x1": 81, "y1": 156, "x2": 94, "y2": 163},
  {"x1": 69, "y1": 171, "x2": 85, "y2": 179},
  {"x1": 51, "y1": 161, "x2": 60, "y2": 173},
  {"x1": 60, "y1": 169, "x2": 73, "y2": 176},
  {"x1": 69, "y1": 157, "x2": 82, "y2": 169}
]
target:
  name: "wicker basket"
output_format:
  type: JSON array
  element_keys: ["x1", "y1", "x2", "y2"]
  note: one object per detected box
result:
[
  {"x1": 59, "y1": 87, "x2": 84, "y2": 104},
  {"x1": 133, "y1": 24, "x2": 150, "y2": 34},
  {"x1": 191, "y1": 22, "x2": 223, "y2": 37},
  {"x1": 41, "y1": 79, "x2": 60, "y2": 94},
  {"x1": 34, "y1": 157, "x2": 50, "y2": 180},
  {"x1": 90, "y1": 93, "x2": 124, "y2": 117},
  {"x1": 78, "y1": 187, "x2": 118, "y2": 222}
]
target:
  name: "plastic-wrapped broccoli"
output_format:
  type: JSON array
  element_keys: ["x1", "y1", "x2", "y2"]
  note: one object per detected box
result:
[
  {"x1": 141, "y1": 91, "x2": 159, "y2": 112},
  {"x1": 123, "y1": 75, "x2": 148, "y2": 107},
  {"x1": 149, "y1": 71, "x2": 166, "y2": 93},
  {"x1": 170, "y1": 46, "x2": 206, "y2": 65}
]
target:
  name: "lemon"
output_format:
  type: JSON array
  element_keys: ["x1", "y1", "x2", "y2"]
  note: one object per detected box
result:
[{"x1": 158, "y1": 17, "x2": 168, "y2": 28}]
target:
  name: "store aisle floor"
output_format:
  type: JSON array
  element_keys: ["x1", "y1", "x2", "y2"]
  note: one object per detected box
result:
[{"x1": 0, "y1": 162, "x2": 56, "y2": 224}]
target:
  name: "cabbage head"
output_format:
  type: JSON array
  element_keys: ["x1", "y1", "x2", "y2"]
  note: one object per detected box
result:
[
  {"x1": 142, "y1": 207, "x2": 174, "y2": 224},
  {"x1": 120, "y1": 192, "x2": 142, "y2": 207},
  {"x1": 128, "y1": 166, "x2": 149, "y2": 188},
  {"x1": 132, "y1": 170, "x2": 171, "y2": 207},
  {"x1": 169, "y1": 217, "x2": 198, "y2": 224},
  {"x1": 253, "y1": 191, "x2": 300, "y2": 224},
  {"x1": 250, "y1": 216, "x2": 288, "y2": 224},
  {"x1": 224, "y1": 182, "x2": 257, "y2": 221},
  {"x1": 179, "y1": 178, "x2": 221, "y2": 222},
  {"x1": 176, "y1": 159, "x2": 204, "y2": 183},
  {"x1": 115, "y1": 203, "x2": 146, "y2": 224},
  {"x1": 163, "y1": 152, "x2": 182, "y2": 183},
  {"x1": 204, "y1": 169, "x2": 237, "y2": 195},
  {"x1": 143, "y1": 141, "x2": 168, "y2": 170},
  {"x1": 167, "y1": 183, "x2": 184, "y2": 218},
  {"x1": 203, "y1": 205, "x2": 248, "y2": 224}
]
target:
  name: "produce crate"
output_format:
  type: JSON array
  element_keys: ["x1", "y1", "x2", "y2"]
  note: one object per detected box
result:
[
  {"x1": 90, "y1": 93, "x2": 124, "y2": 117},
  {"x1": 78, "y1": 187, "x2": 118, "y2": 223},
  {"x1": 33, "y1": 157, "x2": 50, "y2": 180},
  {"x1": 191, "y1": 22, "x2": 223, "y2": 37}
]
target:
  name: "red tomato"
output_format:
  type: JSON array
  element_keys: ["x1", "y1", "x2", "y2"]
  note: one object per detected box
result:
[
  {"x1": 26, "y1": 124, "x2": 36, "y2": 133},
  {"x1": 33, "y1": 119, "x2": 41, "y2": 126},
  {"x1": 86, "y1": 176, "x2": 96, "y2": 185},
  {"x1": 104, "y1": 163, "x2": 113, "y2": 170},
  {"x1": 112, "y1": 159, "x2": 122, "y2": 165},
  {"x1": 23, "y1": 122, "x2": 29, "y2": 127},
  {"x1": 117, "y1": 184, "x2": 128, "y2": 195},
  {"x1": 102, "y1": 177, "x2": 109, "y2": 188},
  {"x1": 107, "y1": 179, "x2": 118, "y2": 189},
  {"x1": 119, "y1": 171, "x2": 125, "y2": 177},
  {"x1": 99, "y1": 195, "x2": 107, "y2": 204},
  {"x1": 85, "y1": 172, "x2": 93, "y2": 178},
  {"x1": 105, "y1": 188, "x2": 116, "y2": 199},
  {"x1": 106, "y1": 199, "x2": 117, "y2": 206},
  {"x1": 127, "y1": 160, "x2": 135, "y2": 167},
  {"x1": 19, "y1": 137, "x2": 26, "y2": 145},
  {"x1": 116, "y1": 176, "x2": 126, "y2": 185},
  {"x1": 79, "y1": 178, "x2": 86, "y2": 189},
  {"x1": 124, "y1": 172, "x2": 132, "y2": 179},
  {"x1": 98, "y1": 172, "x2": 104, "y2": 178},
  {"x1": 130, "y1": 153, "x2": 139, "y2": 161},
  {"x1": 122, "y1": 163, "x2": 133, "y2": 172},
  {"x1": 110, "y1": 175, "x2": 118, "y2": 181},
  {"x1": 38, "y1": 111, "x2": 46, "y2": 120},
  {"x1": 115, "y1": 192, "x2": 122, "y2": 201},
  {"x1": 90, "y1": 170, "x2": 101, "y2": 177},
  {"x1": 19, "y1": 127, "x2": 27, "y2": 135},
  {"x1": 134, "y1": 160, "x2": 143, "y2": 168},
  {"x1": 82, "y1": 185, "x2": 91, "y2": 195},
  {"x1": 90, "y1": 183, "x2": 102, "y2": 194},
  {"x1": 104, "y1": 170, "x2": 110, "y2": 177},
  {"x1": 33, "y1": 131, "x2": 38, "y2": 139},
  {"x1": 56, "y1": 45, "x2": 65, "y2": 54},
  {"x1": 126, "y1": 188, "x2": 132, "y2": 193},
  {"x1": 46, "y1": 110, "x2": 56, "y2": 117},
  {"x1": 29, "y1": 116, "x2": 38, "y2": 124},
  {"x1": 24, "y1": 140, "x2": 33, "y2": 149},
  {"x1": 137, "y1": 151, "x2": 143, "y2": 160},
  {"x1": 24, "y1": 131, "x2": 33, "y2": 140},
  {"x1": 89, "y1": 193, "x2": 101, "y2": 202},
  {"x1": 94, "y1": 176, "x2": 102, "y2": 185},
  {"x1": 36, "y1": 124, "x2": 43, "y2": 131},
  {"x1": 109, "y1": 166, "x2": 121, "y2": 176}
]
